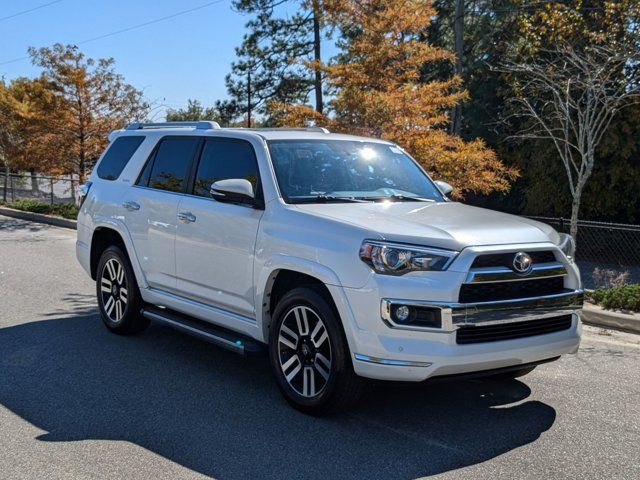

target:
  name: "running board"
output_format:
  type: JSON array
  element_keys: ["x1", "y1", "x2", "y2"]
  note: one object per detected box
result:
[{"x1": 141, "y1": 306, "x2": 265, "y2": 356}]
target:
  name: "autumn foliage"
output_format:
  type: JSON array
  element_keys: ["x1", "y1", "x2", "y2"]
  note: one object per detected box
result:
[
  {"x1": 0, "y1": 44, "x2": 148, "y2": 182},
  {"x1": 270, "y1": 0, "x2": 518, "y2": 195}
]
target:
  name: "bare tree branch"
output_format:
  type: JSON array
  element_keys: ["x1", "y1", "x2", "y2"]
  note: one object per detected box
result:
[{"x1": 497, "y1": 45, "x2": 640, "y2": 240}]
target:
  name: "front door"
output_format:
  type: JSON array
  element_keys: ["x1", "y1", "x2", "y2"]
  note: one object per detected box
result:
[{"x1": 174, "y1": 137, "x2": 264, "y2": 318}]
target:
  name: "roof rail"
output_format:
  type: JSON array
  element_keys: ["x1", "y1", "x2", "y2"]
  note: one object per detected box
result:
[
  {"x1": 228, "y1": 127, "x2": 330, "y2": 134},
  {"x1": 125, "y1": 121, "x2": 221, "y2": 130}
]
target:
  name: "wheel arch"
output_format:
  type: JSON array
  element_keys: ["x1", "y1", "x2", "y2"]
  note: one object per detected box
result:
[
  {"x1": 256, "y1": 257, "x2": 356, "y2": 346},
  {"x1": 89, "y1": 222, "x2": 147, "y2": 289}
]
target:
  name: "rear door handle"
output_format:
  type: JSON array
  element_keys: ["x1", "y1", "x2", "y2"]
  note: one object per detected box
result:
[
  {"x1": 122, "y1": 201, "x2": 140, "y2": 211},
  {"x1": 177, "y1": 212, "x2": 196, "y2": 223}
]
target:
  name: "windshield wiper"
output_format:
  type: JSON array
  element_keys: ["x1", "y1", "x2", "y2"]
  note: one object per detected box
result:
[
  {"x1": 363, "y1": 194, "x2": 435, "y2": 203},
  {"x1": 288, "y1": 195, "x2": 372, "y2": 204}
]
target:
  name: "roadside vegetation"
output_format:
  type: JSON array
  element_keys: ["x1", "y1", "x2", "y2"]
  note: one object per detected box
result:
[
  {"x1": 588, "y1": 284, "x2": 640, "y2": 313},
  {"x1": 0, "y1": 199, "x2": 78, "y2": 220}
]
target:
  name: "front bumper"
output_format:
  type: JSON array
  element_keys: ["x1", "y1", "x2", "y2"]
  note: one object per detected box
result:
[
  {"x1": 350, "y1": 314, "x2": 581, "y2": 381},
  {"x1": 339, "y1": 243, "x2": 583, "y2": 382}
]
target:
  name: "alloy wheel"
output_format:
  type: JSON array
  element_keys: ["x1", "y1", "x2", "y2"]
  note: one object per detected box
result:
[
  {"x1": 277, "y1": 305, "x2": 332, "y2": 398},
  {"x1": 100, "y1": 258, "x2": 128, "y2": 323}
]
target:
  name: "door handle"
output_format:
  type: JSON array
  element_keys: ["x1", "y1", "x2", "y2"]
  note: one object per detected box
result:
[
  {"x1": 122, "y1": 201, "x2": 140, "y2": 211},
  {"x1": 177, "y1": 212, "x2": 196, "y2": 223}
]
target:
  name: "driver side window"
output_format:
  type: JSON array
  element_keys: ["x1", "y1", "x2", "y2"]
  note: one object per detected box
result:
[{"x1": 192, "y1": 138, "x2": 260, "y2": 198}]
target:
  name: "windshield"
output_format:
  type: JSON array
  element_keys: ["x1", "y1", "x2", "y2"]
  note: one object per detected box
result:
[{"x1": 267, "y1": 140, "x2": 444, "y2": 203}]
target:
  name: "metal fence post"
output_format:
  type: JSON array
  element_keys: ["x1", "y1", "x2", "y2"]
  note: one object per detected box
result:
[
  {"x1": 10, "y1": 174, "x2": 15, "y2": 202},
  {"x1": 50, "y1": 178, "x2": 54, "y2": 205}
]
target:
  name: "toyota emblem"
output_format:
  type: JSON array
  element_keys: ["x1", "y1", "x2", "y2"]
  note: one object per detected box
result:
[{"x1": 512, "y1": 252, "x2": 533, "y2": 274}]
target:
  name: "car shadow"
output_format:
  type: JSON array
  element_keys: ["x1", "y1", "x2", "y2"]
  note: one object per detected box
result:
[{"x1": 0, "y1": 313, "x2": 556, "y2": 479}]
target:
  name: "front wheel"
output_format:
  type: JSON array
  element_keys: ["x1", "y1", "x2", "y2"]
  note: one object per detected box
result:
[{"x1": 269, "y1": 287, "x2": 365, "y2": 415}]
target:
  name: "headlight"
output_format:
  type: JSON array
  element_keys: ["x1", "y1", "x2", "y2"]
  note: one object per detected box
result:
[
  {"x1": 557, "y1": 233, "x2": 575, "y2": 261},
  {"x1": 359, "y1": 240, "x2": 458, "y2": 275}
]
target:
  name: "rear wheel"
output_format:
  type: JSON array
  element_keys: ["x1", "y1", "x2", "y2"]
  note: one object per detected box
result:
[
  {"x1": 269, "y1": 287, "x2": 365, "y2": 415},
  {"x1": 96, "y1": 245, "x2": 149, "y2": 335}
]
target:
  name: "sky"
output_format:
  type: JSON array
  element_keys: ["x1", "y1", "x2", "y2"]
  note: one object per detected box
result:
[{"x1": 0, "y1": 0, "x2": 333, "y2": 120}]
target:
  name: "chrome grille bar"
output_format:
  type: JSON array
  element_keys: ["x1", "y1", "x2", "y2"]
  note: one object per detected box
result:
[{"x1": 465, "y1": 261, "x2": 567, "y2": 284}]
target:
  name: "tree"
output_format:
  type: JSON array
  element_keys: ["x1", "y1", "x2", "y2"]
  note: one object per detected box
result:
[
  {"x1": 501, "y1": 46, "x2": 640, "y2": 239},
  {"x1": 225, "y1": 0, "x2": 324, "y2": 125},
  {"x1": 166, "y1": 99, "x2": 219, "y2": 122},
  {"x1": 270, "y1": 0, "x2": 517, "y2": 196},
  {"x1": 28, "y1": 44, "x2": 149, "y2": 181},
  {"x1": 0, "y1": 77, "x2": 70, "y2": 197}
]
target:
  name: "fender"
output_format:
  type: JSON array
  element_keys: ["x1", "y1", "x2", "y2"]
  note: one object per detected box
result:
[
  {"x1": 90, "y1": 214, "x2": 149, "y2": 290},
  {"x1": 255, "y1": 254, "x2": 362, "y2": 348}
]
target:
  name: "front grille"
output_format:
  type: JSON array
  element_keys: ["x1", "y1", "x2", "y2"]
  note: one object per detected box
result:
[
  {"x1": 459, "y1": 277, "x2": 565, "y2": 303},
  {"x1": 456, "y1": 315, "x2": 573, "y2": 344},
  {"x1": 471, "y1": 250, "x2": 556, "y2": 269}
]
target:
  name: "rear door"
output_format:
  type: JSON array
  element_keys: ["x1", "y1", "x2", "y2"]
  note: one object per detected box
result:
[
  {"x1": 174, "y1": 137, "x2": 264, "y2": 317},
  {"x1": 122, "y1": 136, "x2": 201, "y2": 292}
]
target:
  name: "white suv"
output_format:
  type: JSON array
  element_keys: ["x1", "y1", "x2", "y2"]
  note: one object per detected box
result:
[{"x1": 76, "y1": 121, "x2": 583, "y2": 414}]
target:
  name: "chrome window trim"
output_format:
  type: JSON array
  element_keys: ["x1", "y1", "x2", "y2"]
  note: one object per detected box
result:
[{"x1": 465, "y1": 261, "x2": 567, "y2": 284}]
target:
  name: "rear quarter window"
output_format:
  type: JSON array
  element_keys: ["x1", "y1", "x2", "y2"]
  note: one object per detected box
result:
[{"x1": 97, "y1": 136, "x2": 145, "y2": 180}]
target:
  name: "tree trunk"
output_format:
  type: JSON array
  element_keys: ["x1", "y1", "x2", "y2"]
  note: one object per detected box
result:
[
  {"x1": 30, "y1": 169, "x2": 40, "y2": 194},
  {"x1": 312, "y1": 0, "x2": 323, "y2": 114},
  {"x1": 247, "y1": 69, "x2": 252, "y2": 128},
  {"x1": 570, "y1": 188, "x2": 582, "y2": 246},
  {"x1": 450, "y1": 0, "x2": 464, "y2": 135}
]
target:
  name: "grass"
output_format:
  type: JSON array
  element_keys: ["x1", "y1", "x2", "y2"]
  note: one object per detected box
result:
[
  {"x1": 587, "y1": 284, "x2": 640, "y2": 313},
  {"x1": 0, "y1": 199, "x2": 78, "y2": 220}
]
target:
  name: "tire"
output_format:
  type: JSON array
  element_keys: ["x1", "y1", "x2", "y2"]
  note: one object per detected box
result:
[
  {"x1": 268, "y1": 287, "x2": 365, "y2": 415},
  {"x1": 96, "y1": 245, "x2": 149, "y2": 335},
  {"x1": 488, "y1": 365, "x2": 536, "y2": 380}
]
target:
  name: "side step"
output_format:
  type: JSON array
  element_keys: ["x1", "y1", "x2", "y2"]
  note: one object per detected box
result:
[{"x1": 141, "y1": 306, "x2": 265, "y2": 356}]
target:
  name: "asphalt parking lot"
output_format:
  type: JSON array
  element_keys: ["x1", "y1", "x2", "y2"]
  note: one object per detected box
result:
[{"x1": 1, "y1": 214, "x2": 639, "y2": 480}]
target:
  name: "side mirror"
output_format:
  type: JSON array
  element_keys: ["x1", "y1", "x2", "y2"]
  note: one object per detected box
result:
[
  {"x1": 210, "y1": 179, "x2": 256, "y2": 205},
  {"x1": 434, "y1": 180, "x2": 453, "y2": 197}
]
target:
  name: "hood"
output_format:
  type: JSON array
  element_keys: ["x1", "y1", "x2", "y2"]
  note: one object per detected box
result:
[{"x1": 293, "y1": 201, "x2": 559, "y2": 251}]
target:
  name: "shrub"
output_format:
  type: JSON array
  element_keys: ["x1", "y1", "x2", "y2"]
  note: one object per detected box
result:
[
  {"x1": 2, "y1": 199, "x2": 78, "y2": 220},
  {"x1": 589, "y1": 284, "x2": 640, "y2": 312},
  {"x1": 592, "y1": 267, "x2": 630, "y2": 289}
]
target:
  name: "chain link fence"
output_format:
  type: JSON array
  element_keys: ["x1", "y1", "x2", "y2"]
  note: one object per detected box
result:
[
  {"x1": 528, "y1": 216, "x2": 640, "y2": 288},
  {"x1": 0, "y1": 173, "x2": 79, "y2": 205}
]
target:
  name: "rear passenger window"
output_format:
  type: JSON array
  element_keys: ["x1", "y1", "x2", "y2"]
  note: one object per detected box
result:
[
  {"x1": 193, "y1": 139, "x2": 260, "y2": 197},
  {"x1": 97, "y1": 136, "x2": 144, "y2": 180},
  {"x1": 142, "y1": 137, "x2": 200, "y2": 193}
]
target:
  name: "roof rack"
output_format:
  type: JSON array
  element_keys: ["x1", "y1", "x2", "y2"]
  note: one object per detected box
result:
[
  {"x1": 125, "y1": 121, "x2": 221, "y2": 130},
  {"x1": 228, "y1": 127, "x2": 330, "y2": 134}
]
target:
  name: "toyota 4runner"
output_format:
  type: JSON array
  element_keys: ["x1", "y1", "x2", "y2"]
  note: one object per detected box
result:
[{"x1": 76, "y1": 121, "x2": 583, "y2": 414}]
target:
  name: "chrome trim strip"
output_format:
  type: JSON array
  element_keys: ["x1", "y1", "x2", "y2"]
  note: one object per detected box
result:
[
  {"x1": 354, "y1": 353, "x2": 433, "y2": 368},
  {"x1": 381, "y1": 289, "x2": 583, "y2": 331},
  {"x1": 465, "y1": 262, "x2": 567, "y2": 284}
]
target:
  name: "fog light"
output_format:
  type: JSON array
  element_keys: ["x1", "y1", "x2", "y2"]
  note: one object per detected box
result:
[
  {"x1": 382, "y1": 300, "x2": 443, "y2": 329},
  {"x1": 394, "y1": 305, "x2": 411, "y2": 322}
]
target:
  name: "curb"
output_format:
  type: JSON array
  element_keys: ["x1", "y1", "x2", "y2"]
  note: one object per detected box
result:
[
  {"x1": 0, "y1": 206, "x2": 77, "y2": 230},
  {"x1": 582, "y1": 303, "x2": 640, "y2": 334}
]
